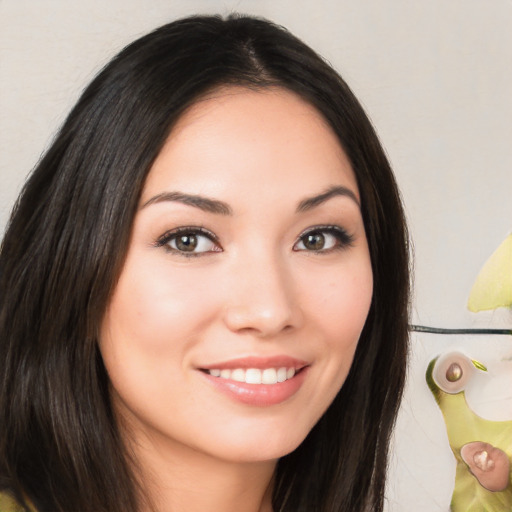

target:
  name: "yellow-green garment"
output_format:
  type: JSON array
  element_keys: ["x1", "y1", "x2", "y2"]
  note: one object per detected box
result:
[{"x1": 0, "y1": 491, "x2": 33, "y2": 512}]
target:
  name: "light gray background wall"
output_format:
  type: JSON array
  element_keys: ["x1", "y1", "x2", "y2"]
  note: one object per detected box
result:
[{"x1": 1, "y1": 1, "x2": 511, "y2": 510}]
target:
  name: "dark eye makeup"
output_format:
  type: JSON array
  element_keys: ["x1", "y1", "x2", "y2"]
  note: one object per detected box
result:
[
  {"x1": 155, "y1": 227, "x2": 221, "y2": 257},
  {"x1": 154, "y1": 224, "x2": 354, "y2": 257},
  {"x1": 293, "y1": 225, "x2": 354, "y2": 253}
]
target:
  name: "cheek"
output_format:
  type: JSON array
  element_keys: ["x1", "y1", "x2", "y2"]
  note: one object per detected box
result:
[
  {"x1": 98, "y1": 256, "x2": 223, "y2": 431},
  {"x1": 302, "y1": 257, "x2": 373, "y2": 344},
  {"x1": 101, "y1": 256, "x2": 220, "y2": 357},
  {"x1": 295, "y1": 256, "x2": 373, "y2": 405}
]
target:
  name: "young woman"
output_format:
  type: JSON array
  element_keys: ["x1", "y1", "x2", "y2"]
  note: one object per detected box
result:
[{"x1": 0, "y1": 14, "x2": 409, "y2": 512}]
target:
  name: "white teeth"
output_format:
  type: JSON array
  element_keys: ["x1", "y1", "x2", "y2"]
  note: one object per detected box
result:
[
  {"x1": 277, "y1": 367, "x2": 287, "y2": 382},
  {"x1": 206, "y1": 366, "x2": 298, "y2": 384},
  {"x1": 262, "y1": 368, "x2": 277, "y2": 384},
  {"x1": 231, "y1": 368, "x2": 245, "y2": 382},
  {"x1": 245, "y1": 368, "x2": 262, "y2": 384}
]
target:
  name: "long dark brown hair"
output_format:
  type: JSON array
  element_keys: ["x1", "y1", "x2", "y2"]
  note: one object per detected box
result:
[{"x1": 0, "y1": 14, "x2": 409, "y2": 512}]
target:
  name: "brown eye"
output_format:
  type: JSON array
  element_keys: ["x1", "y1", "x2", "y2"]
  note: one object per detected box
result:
[
  {"x1": 294, "y1": 226, "x2": 354, "y2": 252},
  {"x1": 302, "y1": 232, "x2": 325, "y2": 250},
  {"x1": 175, "y1": 234, "x2": 198, "y2": 252},
  {"x1": 157, "y1": 228, "x2": 220, "y2": 256}
]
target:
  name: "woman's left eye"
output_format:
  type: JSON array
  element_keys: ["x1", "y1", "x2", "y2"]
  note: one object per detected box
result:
[
  {"x1": 156, "y1": 228, "x2": 221, "y2": 256},
  {"x1": 293, "y1": 226, "x2": 354, "y2": 252}
]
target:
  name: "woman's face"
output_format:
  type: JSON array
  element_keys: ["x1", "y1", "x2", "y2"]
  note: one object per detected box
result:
[{"x1": 100, "y1": 87, "x2": 373, "y2": 464}]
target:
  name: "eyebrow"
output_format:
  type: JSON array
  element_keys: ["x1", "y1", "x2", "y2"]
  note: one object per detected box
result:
[
  {"x1": 296, "y1": 185, "x2": 360, "y2": 212},
  {"x1": 141, "y1": 184, "x2": 359, "y2": 216},
  {"x1": 141, "y1": 191, "x2": 233, "y2": 215}
]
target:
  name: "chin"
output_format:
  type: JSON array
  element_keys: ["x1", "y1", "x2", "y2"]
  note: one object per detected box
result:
[{"x1": 196, "y1": 420, "x2": 313, "y2": 464}]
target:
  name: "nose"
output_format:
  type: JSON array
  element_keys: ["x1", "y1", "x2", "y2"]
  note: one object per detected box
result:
[{"x1": 222, "y1": 251, "x2": 303, "y2": 338}]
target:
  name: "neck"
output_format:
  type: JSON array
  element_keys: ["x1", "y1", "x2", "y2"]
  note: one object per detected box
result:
[{"x1": 127, "y1": 429, "x2": 276, "y2": 512}]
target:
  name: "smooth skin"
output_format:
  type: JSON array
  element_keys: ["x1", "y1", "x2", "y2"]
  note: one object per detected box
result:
[{"x1": 100, "y1": 87, "x2": 374, "y2": 512}]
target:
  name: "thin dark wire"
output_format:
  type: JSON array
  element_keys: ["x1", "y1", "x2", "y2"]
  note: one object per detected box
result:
[{"x1": 410, "y1": 325, "x2": 512, "y2": 336}]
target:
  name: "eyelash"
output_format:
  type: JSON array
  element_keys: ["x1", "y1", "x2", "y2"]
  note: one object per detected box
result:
[
  {"x1": 293, "y1": 225, "x2": 355, "y2": 253},
  {"x1": 154, "y1": 224, "x2": 354, "y2": 258},
  {"x1": 155, "y1": 227, "x2": 221, "y2": 258}
]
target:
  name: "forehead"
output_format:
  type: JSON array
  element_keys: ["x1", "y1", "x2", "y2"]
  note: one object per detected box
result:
[{"x1": 142, "y1": 86, "x2": 359, "y2": 204}]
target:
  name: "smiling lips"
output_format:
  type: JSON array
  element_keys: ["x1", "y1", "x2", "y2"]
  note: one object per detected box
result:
[{"x1": 200, "y1": 357, "x2": 309, "y2": 406}]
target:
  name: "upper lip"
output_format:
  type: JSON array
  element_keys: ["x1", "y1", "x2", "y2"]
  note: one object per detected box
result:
[{"x1": 198, "y1": 355, "x2": 309, "y2": 371}]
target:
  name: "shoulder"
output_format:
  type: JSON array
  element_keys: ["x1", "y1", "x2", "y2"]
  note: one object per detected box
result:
[{"x1": 0, "y1": 491, "x2": 32, "y2": 512}]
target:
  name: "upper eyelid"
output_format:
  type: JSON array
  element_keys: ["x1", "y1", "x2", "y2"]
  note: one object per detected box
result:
[
  {"x1": 294, "y1": 224, "x2": 355, "y2": 249},
  {"x1": 155, "y1": 226, "x2": 219, "y2": 246},
  {"x1": 297, "y1": 224, "x2": 350, "y2": 237},
  {"x1": 154, "y1": 224, "x2": 353, "y2": 250}
]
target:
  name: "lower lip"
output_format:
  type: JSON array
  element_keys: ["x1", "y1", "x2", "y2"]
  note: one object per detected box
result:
[{"x1": 200, "y1": 367, "x2": 309, "y2": 407}]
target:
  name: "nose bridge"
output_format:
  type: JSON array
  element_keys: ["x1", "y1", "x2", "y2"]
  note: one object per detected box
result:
[{"x1": 223, "y1": 245, "x2": 301, "y2": 336}]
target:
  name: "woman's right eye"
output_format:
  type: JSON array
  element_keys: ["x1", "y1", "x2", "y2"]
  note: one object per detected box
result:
[{"x1": 156, "y1": 228, "x2": 221, "y2": 256}]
